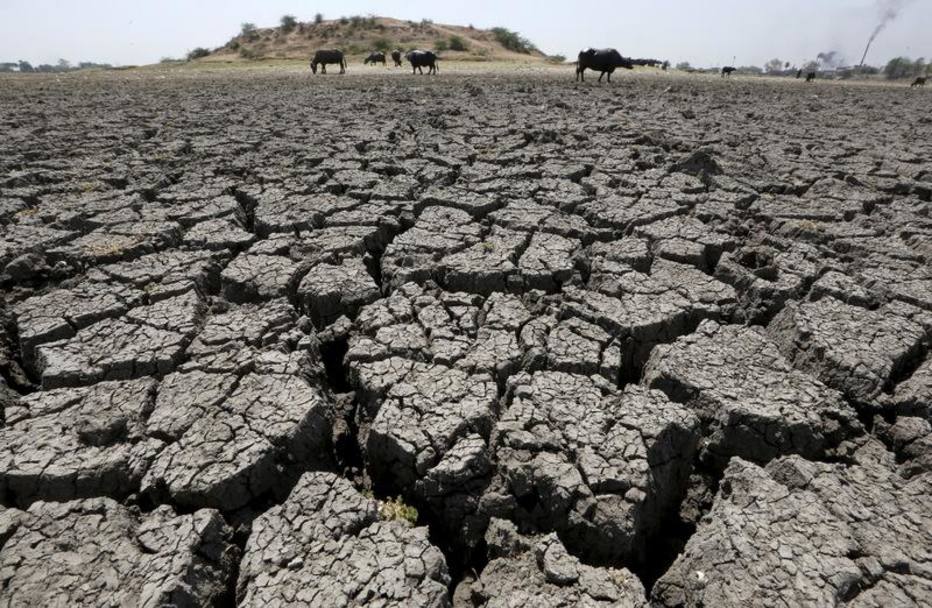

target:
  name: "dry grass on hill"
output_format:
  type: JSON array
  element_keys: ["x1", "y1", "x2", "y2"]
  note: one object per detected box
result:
[{"x1": 201, "y1": 16, "x2": 552, "y2": 64}]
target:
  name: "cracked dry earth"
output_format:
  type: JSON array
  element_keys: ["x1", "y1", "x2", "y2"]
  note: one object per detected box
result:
[{"x1": 0, "y1": 68, "x2": 930, "y2": 607}]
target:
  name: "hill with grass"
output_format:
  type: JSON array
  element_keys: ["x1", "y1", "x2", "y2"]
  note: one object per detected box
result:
[{"x1": 192, "y1": 16, "x2": 555, "y2": 64}]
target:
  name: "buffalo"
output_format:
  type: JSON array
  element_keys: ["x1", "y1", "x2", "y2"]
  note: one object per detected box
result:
[
  {"x1": 310, "y1": 49, "x2": 346, "y2": 75},
  {"x1": 406, "y1": 50, "x2": 439, "y2": 75},
  {"x1": 576, "y1": 48, "x2": 634, "y2": 82},
  {"x1": 364, "y1": 51, "x2": 386, "y2": 66},
  {"x1": 721, "y1": 66, "x2": 736, "y2": 77},
  {"x1": 391, "y1": 49, "x2": 403, "y2": 67},
  {"x1": 806, "y1": 71, "x2": 816, "y2": 82},
  {"x1": 912, "y1": 77, "x2": 927, "y2": 88},
  {"x1": 631, "y1": 58, "x2": 662, "y2": 68}
]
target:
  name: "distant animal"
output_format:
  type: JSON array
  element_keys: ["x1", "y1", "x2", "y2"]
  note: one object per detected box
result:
[
  {"x1": 796, "y1": 69, "x2": 803, "y2": 79},
  {"x1": 406, "y1": 50, "x2": 439, "y2": 75},
  {"x1": 576, "y1": 48, "x2": 634, "y2": 82},
  {"x1": 912, "y1": 77, "x2": 927, "y2": 88},
  {"x1": 721, "y1": 66, "x2": 736, "y2": 77},
  {"x1": 630, "y1": 58, "x2": 661, "y2": 68},
  {"x1": 364, "y1": 51, "x2": 386, "y2": 66},
  {"x1": 310, "y1": 49, "x2": 346, "y2": 74},
  {"x1": 806, "y1": 71, "x2": 816, "y2": 82},
  {"x1": 392, "y1": 49, "x2": 403, "y2": 67}
]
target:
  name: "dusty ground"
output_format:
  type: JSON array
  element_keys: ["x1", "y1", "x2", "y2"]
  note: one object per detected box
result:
[{"x1": 0, "y1": 66, "x2": 930, "y2": 607}]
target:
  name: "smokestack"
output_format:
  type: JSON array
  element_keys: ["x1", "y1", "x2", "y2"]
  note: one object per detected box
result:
[{"x1": 860, "y1": 0, "x2": 912, "y2": 67}]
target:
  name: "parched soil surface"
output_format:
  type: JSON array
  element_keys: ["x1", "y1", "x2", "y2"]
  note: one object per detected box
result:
[{"x1": 1, "y1": 67, "x2": 930, "y2": 607}]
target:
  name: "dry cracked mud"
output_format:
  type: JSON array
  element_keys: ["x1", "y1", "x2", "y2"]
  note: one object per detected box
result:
[{"x1": 0, "y1": 67, "x2": 930, "y2": 607}]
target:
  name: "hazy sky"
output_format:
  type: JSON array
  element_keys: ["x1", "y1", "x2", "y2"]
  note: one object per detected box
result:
[{"x1": 1, "y1": 0, "x2": 928, "y2": 68}]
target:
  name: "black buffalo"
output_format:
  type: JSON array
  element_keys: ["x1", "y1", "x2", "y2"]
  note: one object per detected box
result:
[
  {"x1": 721, "y1": 66, "x2": 736, "y2": 77},
  {"x1": 310, "y1": 49, "x2": 346, "y2": 74},
  {"x1": 406, "y1": 50, "x2": 439, "y2": 75},
  {"x1": 391, "y1": 49, "x2": 403, "y2": 67},
  {"x1": 631, "y1": 58, "x2": 662, "y2": 68},
  {"x1": 364, "y1": 51, "x2": 386, "y2": 66},
  {"x1": 576, "y1": 48, "x2": 634, "y2": 82},
  {"x1": 912, "y1": 77, "x2": 927, "y2": 88},
  {"x1": 806, "y1": 71, "x2": 816, "y2": 82}
]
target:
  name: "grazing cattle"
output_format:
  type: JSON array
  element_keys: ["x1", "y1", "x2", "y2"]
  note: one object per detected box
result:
[
  {"x1": 310, "y1": 49, "x2": 346, "y2": 74},
  {"x1": 364, "y1": 51, "x2": 386, "y2": 66},
  {"x1": 406, "y1": 50, "x2": 439, "y2": 75},
  {"x1": 806, "y1": 71, "x2": 816, "y2": 82},
  {"x1": 576, "y1": 48, "x2": 634, "y2": 83},
  {"x1": 631, "y1": 58, "x2": 662, "y2": 68},
  {"x1": 912, "y1": 77, "x2": 927, "y2": 88},
  {"x1": 721, "y1": 66, "x2": 736, "y2": 77},
  {"x1": 391, "y1": 49, "x2": 403, "y2": 67}
]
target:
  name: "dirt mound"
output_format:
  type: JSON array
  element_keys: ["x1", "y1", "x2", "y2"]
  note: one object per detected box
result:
[{"x1": 201, "y1": 16, "x2": 549, "y2": 63}]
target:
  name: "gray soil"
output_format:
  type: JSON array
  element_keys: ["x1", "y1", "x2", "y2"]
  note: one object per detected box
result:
[{"x1": 0, "y1": 67, "x2": 930, "y2": 607}]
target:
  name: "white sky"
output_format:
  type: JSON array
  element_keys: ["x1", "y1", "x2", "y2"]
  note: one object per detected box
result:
[{"x1": 0, "y1": 0, "x2": 928, "y2": 68}]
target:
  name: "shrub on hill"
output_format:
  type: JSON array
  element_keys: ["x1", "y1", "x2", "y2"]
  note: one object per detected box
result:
[
  {"x1": 241, "y1": 22, "x2": 258, "y2": 41},
  {"x1": 373, "y1": 38, "x2": 392, "y2": 52},
  {"x1": 279, "y1": 15, "x2": 297, "y2": 32},
  {"x1": 449, "y1": 35, "x2": 468, "y2": 51},
  {"x1": 186, "y1": 48, "x2": 210, "y2": 61},
  {"x1": 491, "y1": 27, "x2": 536, "y2": 54}
]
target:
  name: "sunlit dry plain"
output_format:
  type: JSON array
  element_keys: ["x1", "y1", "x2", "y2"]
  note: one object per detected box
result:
[{"x1": 1, "y1": 63, "x2": 930, "y2": 607}]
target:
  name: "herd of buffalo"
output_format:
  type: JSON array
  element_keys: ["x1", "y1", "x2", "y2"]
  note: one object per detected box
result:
[
  {"x1": 311, "y1": 47, "x2": 930, "y2": 86},
  {"x1": 310, "y1": 47, "x2": 649, "y2": 80},
  {"x1": 311, "y1": 48, "x2": 438, "y2": 74}
]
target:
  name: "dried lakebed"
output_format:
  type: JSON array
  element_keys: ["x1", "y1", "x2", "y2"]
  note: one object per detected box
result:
[{"x1": 0, "y1": 68, "x2": 930, "y2": 607}]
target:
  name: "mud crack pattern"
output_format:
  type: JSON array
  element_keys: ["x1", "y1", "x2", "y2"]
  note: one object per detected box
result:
[{"x1": 0, "y1": 68, "x2": 930, "y2": 607}]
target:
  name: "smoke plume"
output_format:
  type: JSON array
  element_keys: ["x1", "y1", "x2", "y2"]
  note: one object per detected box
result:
[
  {"x1": 860, "y1": 0, "x2": 913, "y2": 66},
  {"x1": 817, "y1": 51, "x2": 844, "y2": 69}
]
